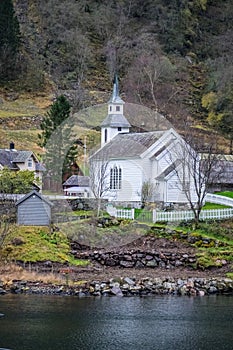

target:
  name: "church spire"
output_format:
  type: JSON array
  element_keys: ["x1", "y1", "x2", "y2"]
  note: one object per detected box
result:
[
  {"x1": 100, "y1": 75, "x2": 131, "y2": 146},
  {"x1": 109, "y1": 74, "x2": 124, "y2": 104}
]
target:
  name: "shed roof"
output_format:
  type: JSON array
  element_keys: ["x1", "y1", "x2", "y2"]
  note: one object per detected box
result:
[
  {"x1": 63, "y1": 175, "x2": 90, "y2": 187},
  {"x1": 209, "y1": 160, "x2": 233, "y2": 184},
  {"x1": 16, "y1": 190, "x2": 53, "y2": 207}
]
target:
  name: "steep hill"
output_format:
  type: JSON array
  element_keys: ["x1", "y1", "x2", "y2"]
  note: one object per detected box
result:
[{"x1": 0, "y1": 0, "x2": 232, "y2": 154}]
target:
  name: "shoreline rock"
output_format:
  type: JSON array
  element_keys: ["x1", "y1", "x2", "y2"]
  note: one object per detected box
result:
[{"x1": 0, "y1": 276, "x2": 232, "y2": 297}]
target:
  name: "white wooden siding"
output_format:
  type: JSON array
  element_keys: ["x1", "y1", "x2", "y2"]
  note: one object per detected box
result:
[{"x1": 104, "y1": 159, "x2": 145, "y2": 201}]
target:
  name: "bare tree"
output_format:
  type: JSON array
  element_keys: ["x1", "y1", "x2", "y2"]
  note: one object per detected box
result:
[
  {"x1": 89, "y1": 156, "x2": 111, "y2": 217},
  {"x1": 166, "y1": 125, "x2": 221, "y2": 226},
  {"x1": 141, "y1": 180, "x2": 157, "y2": 208},
  {"x1": 124, "y1": 53, "x2": 175, "y2": 110},
  {"x1": 0, "y1": 195, "x2": 16, "y2": 250}
]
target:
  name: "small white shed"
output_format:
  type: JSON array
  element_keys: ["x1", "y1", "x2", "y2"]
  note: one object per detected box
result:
[{"x1": 16, "y1": 190, "x2": 53, "y2": 226}]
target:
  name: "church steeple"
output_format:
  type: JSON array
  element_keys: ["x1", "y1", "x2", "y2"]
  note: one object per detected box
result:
[
  {"x1": 101, "y1": 75, "x2": 131, "y2": 146},
  {"x1": 109, "y1": 74, "x2": 124, "y2": 104}
]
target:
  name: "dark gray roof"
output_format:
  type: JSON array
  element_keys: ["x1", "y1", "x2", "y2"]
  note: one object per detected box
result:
[
  {"x1": 209, "y1": 160, "x2": 233, "y2": 184},
  {"x1": 35, "y1": 163, "x2": 46, "y2": 172},
  {"x1": 0, "y1": 149, "x2": 45, "y2": 172},
  {"x1": 63, "y1": 175, "x2": 90, "y2": 187},
  {"x1": 15, "y1": 190, "x2": 53, "y2": 207},
  {"x1": 13, "y1": 151, "x2": 33, "y2": 163},
  {"x1": 0, "y1": 149, "x2": 19, "y2": 169},
  {"x1": 100, "y1": 114, "x2": 131, "y2": 128},
  {"x1": 91, "y1": 131, "x2": 166, "y2": 159}
]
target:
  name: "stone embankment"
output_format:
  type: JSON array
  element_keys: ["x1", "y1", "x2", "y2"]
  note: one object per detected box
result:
[
  {"x1": 0, "y1": 276, "x2": 232, "y2": 297},
  {"x1": 75, "y1": 250, "x2": 197, "y2": 269}
]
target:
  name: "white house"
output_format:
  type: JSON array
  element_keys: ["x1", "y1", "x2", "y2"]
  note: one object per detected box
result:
[
  {"x1": 89, "y1": 76, "x2": 198, "y2": 207},
  {"x1": 0, "y1": 142, "x2": 45, "y2": 189},
  {"x1": 63, "y1": 175, "x2": 91, "y2": 197}
]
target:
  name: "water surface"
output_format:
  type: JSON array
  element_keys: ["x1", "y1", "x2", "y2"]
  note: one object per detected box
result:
[{"x1": 0, "y1": 294, "x2": 233, "y2": 350}]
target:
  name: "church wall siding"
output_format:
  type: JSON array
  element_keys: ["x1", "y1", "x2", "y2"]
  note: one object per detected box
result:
[{"x1": 105, "y1": 159, "x2": 145, "y2": 202}]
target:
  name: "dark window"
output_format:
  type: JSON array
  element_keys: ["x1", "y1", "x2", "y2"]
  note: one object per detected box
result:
[
  {"x1": 118, "y1": 127, "x2": 122, "y2": 131},
  {"x1": 116, "y1": 106, "x2": 120, "y2": 112},
  {"x1": 28, "y1": 157, "x2": 33, "y2": 168},
  {"x1": 109, "y1": 106, "x2": 112, "y2": 112},
  {"x1": 110, "y1": 166, "x2": 122, "y2": 189},
  {"x1": 104, "y1": 129, "x2": 107, "y2": 142}
]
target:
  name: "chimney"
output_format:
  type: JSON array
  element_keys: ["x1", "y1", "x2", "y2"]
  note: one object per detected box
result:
[{"x1": 9, "y1": 141, "x2": 15, "y2": 150}]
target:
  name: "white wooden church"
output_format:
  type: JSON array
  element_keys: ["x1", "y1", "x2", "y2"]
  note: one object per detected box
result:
[{"x1": 89, "y1": 76, "x2": 198, "y2": 207}]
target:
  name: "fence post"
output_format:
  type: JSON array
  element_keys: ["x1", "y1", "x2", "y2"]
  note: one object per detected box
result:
[
  {"x1": 131, "y1": 208, "x2": 135, "y2": 220},
  {"x1": 152, "y1": 209, "x2": 157, "y2": 223}
]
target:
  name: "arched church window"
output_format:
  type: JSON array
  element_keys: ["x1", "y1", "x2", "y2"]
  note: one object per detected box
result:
[
  {"x1": 104, "y1": 129, "x2": 107, "y2": 143},
  {"x1": 110, "y1": 166, "x2": 122, "y2": 189}
]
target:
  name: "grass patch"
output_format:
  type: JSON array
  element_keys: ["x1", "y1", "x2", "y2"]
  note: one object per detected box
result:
[
  {"x1": 202, "y1": 202, "x2": 230, "y2": 209},
  {"x1": 0, "y1": 129, "x2": 43, "y2": 153},
  {"x1": 215, "y1": 191, "x2": 233, "y2": 199},
  {"x1": 149, "y1": 220, "x2": 233, "y2": 272},
  {"x1": 0, "y1": 95, "x2": 50, "y2": 118},
  {"x1": 59, "y1": 219, "x2": 150, "y2": 249},
  {"x1": 2, "y1": 225, "x2": 88, "y2": 266},
  {"x1": 68, "y1": 210, "x2": 94, "y2": 217}
]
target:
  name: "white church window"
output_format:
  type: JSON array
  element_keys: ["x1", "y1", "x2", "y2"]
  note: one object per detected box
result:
[
  {"x1": 110, "y1": 166, "x2": 122, "y2": 189},
  {"x1": 116, "y1": 106, "x2": 120, "y2": 112}
]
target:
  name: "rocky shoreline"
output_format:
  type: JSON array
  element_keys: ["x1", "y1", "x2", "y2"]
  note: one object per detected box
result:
[{"x1": 0, "y1": 275, "x2": 233, "y2": 297}]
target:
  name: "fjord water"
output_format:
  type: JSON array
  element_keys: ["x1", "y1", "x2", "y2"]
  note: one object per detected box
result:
[{"x1": 0, "y1": 294, "x2": 233, "y2": 350}]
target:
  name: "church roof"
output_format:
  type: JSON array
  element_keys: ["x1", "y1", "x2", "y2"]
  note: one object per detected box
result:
[
  {"x1": 91, "y1": 131, "x2": 166, "y2": 159},
  {"x1": 100, "y1": 114, "x2": 131, "y2": 128}
]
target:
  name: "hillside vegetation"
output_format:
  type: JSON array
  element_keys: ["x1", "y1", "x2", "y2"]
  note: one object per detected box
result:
[
  {"x1": 1, "y1": 219, "x2": 233, "y2": 277},
  {"x1": 0, "y1": 0, "x2": 232, "y2": 154}
]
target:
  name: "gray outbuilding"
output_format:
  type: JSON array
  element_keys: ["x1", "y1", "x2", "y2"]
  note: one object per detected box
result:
[{"x1": 16, "y1": 190, "x2": 53, "y2": 226}]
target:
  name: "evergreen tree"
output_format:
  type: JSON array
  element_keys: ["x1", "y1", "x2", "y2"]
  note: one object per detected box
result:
[
  {"x1": 0, "y1": 0, "x2": 21, "y2": 81},
  {"x1": 39, "y1": 95, "x2": 78, "y2": 190},
  {"x1": 39, "y1": 95, "x2": 71, "y2": 147}
]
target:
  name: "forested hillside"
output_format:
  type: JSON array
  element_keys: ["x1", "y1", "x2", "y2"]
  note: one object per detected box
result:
[{"x1": 0, "y1": 0, "x2": 232, "y2": 153}]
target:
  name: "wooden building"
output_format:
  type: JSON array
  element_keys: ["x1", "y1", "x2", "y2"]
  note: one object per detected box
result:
[{"x1": 16, "y1": 190, "x2": 53, "y2": 226}]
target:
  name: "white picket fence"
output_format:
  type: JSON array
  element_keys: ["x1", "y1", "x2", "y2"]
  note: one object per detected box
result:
[
  {"x1": 153, "y1": 208, "x2": 233, "y2": 223},
  {"x1": 205, "y1": 193, "x2": 233, "y2": 207},
  {"x1": 107, "y1": 206, "x2": 233, "y2": 223},
  {"x1": 106, "y1": 205, "x2": 135, "y2": 219}
]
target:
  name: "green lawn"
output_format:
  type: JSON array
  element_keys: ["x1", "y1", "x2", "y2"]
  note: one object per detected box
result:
[
  {"x1": 2, "y1": 225, "x2": 89, "y2": 266},
  {"x1": 215, "y1": 191, "x2": 233, "y2": 199},
  {"x1": 202, "y1": 202, "x2": 230, "y2": 210}
]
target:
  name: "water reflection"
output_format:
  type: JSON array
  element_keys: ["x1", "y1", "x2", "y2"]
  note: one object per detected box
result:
[{"x1": 0, "y1": 295, "x2": 233, "y2": 350}]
